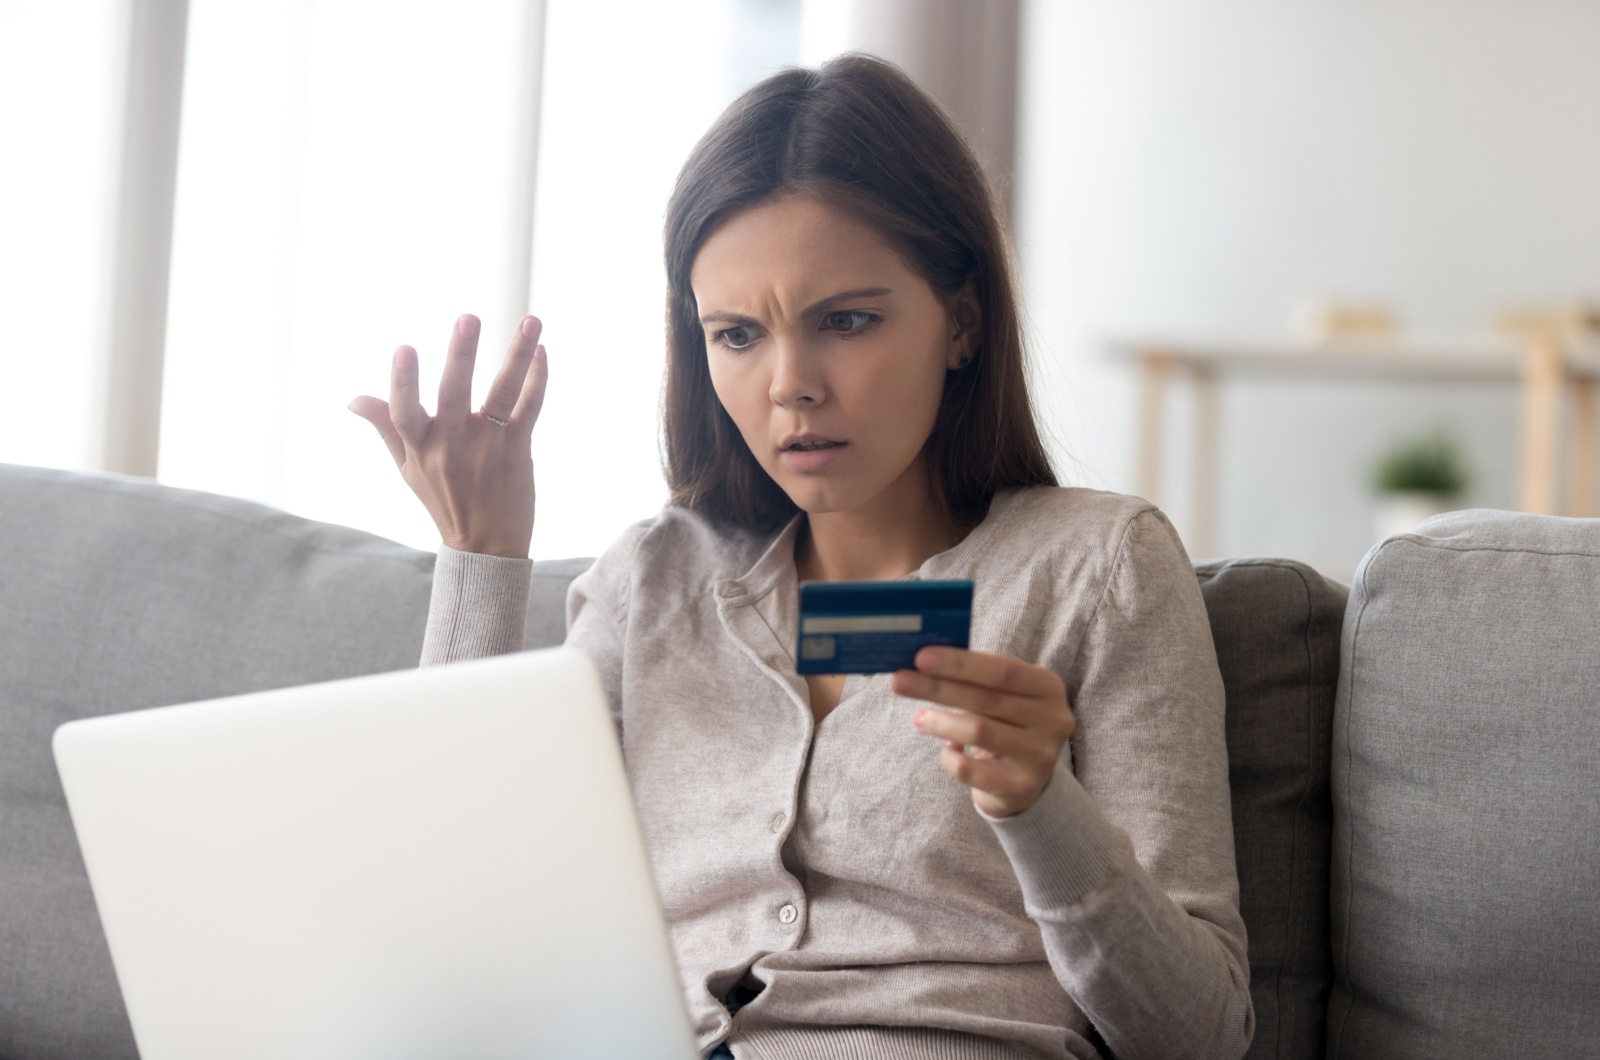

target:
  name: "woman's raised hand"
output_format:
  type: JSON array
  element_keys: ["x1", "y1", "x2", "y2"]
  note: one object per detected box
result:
[
  {"x1": 895, "y1": 648, "x2": 1077, "y2": 819},
  {"x1": 349, "y1": 314, "x2": 548, "y2": 558}
]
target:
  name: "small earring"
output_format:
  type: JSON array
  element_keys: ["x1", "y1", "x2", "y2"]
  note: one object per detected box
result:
[{"x1": 956, "y1": 353, "x2": 971, "y2": 369}]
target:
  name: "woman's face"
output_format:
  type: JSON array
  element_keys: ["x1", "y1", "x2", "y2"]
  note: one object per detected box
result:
[{"x1": 691, "y1": 194, "x2": 974, "y2": 520}]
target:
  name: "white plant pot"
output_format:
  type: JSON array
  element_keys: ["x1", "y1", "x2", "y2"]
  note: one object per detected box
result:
[{"x1": 1372, "y1": 491, "x2": 1456, "y2": 541}]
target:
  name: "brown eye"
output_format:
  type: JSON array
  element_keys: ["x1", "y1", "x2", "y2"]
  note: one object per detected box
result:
[
  {"x1": 717, "y1": 325, "x2": 755, "y2": 350},
  {"x1": 822, "y1": 310, "x2": 875, "y2": 334}
]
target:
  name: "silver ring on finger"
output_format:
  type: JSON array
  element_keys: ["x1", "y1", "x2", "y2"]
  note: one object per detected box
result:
[{"x1": 482, "y1": 411, "x2": 510, "y2": 427}]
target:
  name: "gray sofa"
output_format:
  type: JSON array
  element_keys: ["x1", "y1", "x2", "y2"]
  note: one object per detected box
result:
[{"x1": 1, "y1": 462, "x2": 1595, "y2": 1060}]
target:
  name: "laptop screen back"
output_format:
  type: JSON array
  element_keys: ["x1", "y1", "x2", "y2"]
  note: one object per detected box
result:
[{"x1": 54, "y1": 648, "x2": 697, "y2": 1060}]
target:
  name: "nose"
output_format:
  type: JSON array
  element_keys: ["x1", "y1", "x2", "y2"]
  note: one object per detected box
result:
[{"x1": 768, "y1": 338, "x2": 824, "y2": 408}]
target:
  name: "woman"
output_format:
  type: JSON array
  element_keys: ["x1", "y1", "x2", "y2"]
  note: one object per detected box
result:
[{"x1": 352, "y1": 55, "x2": 1252, "y2": 1060}]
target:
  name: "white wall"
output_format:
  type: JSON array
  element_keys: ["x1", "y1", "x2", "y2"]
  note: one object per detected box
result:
[{"x1": 1015, "y1": 0, "x2": 1600, "y2": 577}]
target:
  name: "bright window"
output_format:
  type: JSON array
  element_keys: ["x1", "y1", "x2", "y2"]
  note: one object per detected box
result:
[
  {"x1": 161, "y1": 0, "x2": 800, "y2": 558},
  {"x1": 0, "y1": 1, "x2": 122, "y2": 471}
]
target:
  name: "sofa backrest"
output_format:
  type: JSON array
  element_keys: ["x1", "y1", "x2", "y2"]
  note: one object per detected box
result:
[
  {"x1": 1328, "y1": 509, "x2": 1600, "y2": 1059},
  {"x1": 1197, "y1": 559, "x2": 1346, "y2": 1060},
  {"x1": 0, "y1": 464, "x2": 1344, "y2": 1060}
]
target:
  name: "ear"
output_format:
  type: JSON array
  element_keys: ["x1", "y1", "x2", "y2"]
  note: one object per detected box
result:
[{"x1": 945, "y1": 279, "x2": 982, "y2": 370}]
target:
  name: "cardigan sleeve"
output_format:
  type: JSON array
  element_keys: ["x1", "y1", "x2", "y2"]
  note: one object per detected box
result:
[
  {"x1": 983, "y1": 508, "x2": 1253, "y2": 1060},
  {"x1": 420, "y1": 524, "x2": 645, "y2": 734},
  {"x1": 419, "y1": 545, "x2": 534, "y2": 666}
]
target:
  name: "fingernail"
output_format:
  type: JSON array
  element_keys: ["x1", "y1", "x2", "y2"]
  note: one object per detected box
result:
[
  {"x1": 459, "y1": 315, "x2": 480, "y2": 338},
  {"x1": 521, "y1": 316, "x2": 539, "y2": 338},
  {"x1": 911, "y1": 710, "x2": 925, "y2": 727}
]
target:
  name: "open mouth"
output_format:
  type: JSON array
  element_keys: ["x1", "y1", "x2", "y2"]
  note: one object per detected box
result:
[{"x1": 785, "y1": 439, "x2": 845, "y2": 452}]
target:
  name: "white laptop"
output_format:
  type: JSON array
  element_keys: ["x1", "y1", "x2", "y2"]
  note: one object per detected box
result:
[{"x1": 53, "y1": 647, "x2": 699, "y2": 1060}]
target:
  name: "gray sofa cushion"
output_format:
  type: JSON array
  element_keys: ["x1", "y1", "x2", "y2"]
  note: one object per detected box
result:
[
  {"x1": 0, "y1": 464, "x2": 573, "y2": 1060},
  {"x1": 1328, "y1": 509, "x2": 1600, "y2": 1059},
  {"x1": 1196, "y1": 559, "x2": 1346, "y2": 1060}
]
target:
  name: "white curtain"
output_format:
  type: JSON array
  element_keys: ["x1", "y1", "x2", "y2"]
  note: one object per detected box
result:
[
  {"x1": 0, "y1": 1, "x2": 124, "y2": 472},
  {"x1": 808, "y1": 0, "x2": 1021, "y2": 212},
  {"x1": 161, "y1": 0, "x2": 535, "y2": 550}
]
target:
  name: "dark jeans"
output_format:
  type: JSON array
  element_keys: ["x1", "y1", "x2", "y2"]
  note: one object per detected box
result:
[{"x1": 706, "y1": 978, "x2": 761, "y2": 1058}]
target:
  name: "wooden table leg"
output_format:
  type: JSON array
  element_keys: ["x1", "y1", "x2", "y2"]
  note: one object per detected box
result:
[
  {"x1": 1189, "y1": 365, "x2": 1219, "y2": 558},
  {"x1": 1517, "y1": 336, "x2": 1564, "y2": 515},
  {"x1": 1569, "y1": 378, "x2": 1596, "y2": 518},
  {"x1": 1136, "y1": 351, "x2": 1172, "y2": 506}
]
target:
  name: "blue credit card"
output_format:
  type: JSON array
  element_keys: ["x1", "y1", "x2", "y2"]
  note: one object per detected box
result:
[{"x1": 795, "y1": 580, "x2": 973, "y2": 675}]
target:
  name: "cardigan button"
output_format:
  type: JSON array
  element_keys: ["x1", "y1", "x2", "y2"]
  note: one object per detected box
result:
[
  {"x1": 771, "y1": 812, "x2": 786, "y2": 833},
  {"x1": 778, "y1": 903, "x2": 798, "y2": 925}
]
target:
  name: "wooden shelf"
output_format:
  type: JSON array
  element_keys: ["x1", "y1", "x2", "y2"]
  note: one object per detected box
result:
[{"x1": 1107, "y1": 334, "x2": 1600, "y2": 557}]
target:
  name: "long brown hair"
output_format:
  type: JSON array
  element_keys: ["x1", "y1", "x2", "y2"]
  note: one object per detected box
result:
[{"x1": 662, "y1": 53, "x2": 1056, "y2": 534}]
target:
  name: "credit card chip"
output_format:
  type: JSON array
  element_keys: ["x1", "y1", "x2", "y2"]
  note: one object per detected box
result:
[{"x1": 800, "y1": 635, "x2": 837, "y2": 660}]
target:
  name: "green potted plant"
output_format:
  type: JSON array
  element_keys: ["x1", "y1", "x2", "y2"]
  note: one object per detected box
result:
[{"x1": 1370, "y1": 430, "x2": 1471, "y2": 540}]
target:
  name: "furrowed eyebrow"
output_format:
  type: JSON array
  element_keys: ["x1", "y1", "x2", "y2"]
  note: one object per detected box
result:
[
  {"x1": 800, "y1": 287, "x2": 892, "y2": 317},
  {"x1": 698, "y1": 311, "x2": 758, "y2": 327},
  {"x1": 697, "y1": 287, "x2": 893, "y2": 327}
]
